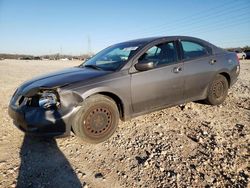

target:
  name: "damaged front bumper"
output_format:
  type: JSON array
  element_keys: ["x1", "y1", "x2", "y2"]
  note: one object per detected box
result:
[{"x1": 8, "y1": 87, "x2": 83, "y2": 137}]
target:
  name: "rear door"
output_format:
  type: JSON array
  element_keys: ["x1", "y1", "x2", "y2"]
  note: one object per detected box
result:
[
  {"x1": 130, "y1": 40, "x2": 185, "y2": 114},
  {"x1": 179, "y1": 39, "x2": 216, "y2": 101}
]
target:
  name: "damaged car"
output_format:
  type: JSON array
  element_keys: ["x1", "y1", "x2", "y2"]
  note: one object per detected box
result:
[{"x1": 8, "y1": 36, "x2": 240, "y2": 143}]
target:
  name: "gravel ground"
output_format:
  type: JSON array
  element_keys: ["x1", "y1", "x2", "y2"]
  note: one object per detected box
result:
[{"x1": 0, "y1": 59, "x2": 249, "y2": 188}]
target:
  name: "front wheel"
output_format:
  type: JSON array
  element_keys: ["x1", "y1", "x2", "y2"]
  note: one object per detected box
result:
[
  {"x1": 72, "y1": 95, "x2": 119, "y2": 144},
  {"x1": 205, "y1": 74, "x2": 229, "y2": 105}
]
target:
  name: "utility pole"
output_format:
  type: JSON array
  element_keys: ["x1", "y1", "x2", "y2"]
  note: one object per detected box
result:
[
  {"x1": 60, "y1": 45, "x2": 62, "y2": 55},
  {"x1": 87, "y1": 35, "x2": 92, "y2": 56}
]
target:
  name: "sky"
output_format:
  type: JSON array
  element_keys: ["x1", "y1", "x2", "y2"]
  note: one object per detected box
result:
[{"x1": 0, "y1": 0, "x2": 249, "y2": 55}]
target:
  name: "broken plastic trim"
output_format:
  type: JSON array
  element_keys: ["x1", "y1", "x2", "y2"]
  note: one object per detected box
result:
[
  {"x1": 25, "y1": 89, "x2": 60, "y2": 109},
  {"x1": 38, "y1": 91, "x2": 60, "y2": 109},
  {"x1": 22, "y1": 84, "x2": 69, "y2": 97}
]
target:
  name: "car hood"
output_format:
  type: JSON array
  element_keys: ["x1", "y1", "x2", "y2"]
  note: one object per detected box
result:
[{"x1": 19, "y1": 67, "x2": 111, "y2": 96}]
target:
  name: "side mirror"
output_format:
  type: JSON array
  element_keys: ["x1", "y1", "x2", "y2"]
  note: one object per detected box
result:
[{"x1": 135, "y1": 60, "x2": 156, "y2": 71}]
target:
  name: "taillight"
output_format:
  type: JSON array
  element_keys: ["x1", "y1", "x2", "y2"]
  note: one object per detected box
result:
[{"x1": 236, "y1": 53, "x2": 240, "y2": 64}]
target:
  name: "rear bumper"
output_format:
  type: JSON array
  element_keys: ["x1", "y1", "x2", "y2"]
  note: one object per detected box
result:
[
  {"x1": 8, "y1": 104, "x2": 72, "y2": 138},
  {"x1": 230, "y1": 65, "x2": 240, "y2": 87}
]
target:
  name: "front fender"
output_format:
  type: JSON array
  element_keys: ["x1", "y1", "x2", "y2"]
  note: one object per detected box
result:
[{"x1": 79, "y1": 87, "x2": 131, "y2": 121}]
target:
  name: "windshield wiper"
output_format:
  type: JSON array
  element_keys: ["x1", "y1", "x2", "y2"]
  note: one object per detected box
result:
[{"x1": 84, "y1": 64, "x2": 103, "y2": 70}]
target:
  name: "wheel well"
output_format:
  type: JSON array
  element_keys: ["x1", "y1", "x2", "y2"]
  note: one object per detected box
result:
[
  {"x1": 98, "y1": 92, "x2": 124, "y2": 120},
  {"x1": 219, "y1": 72, "x2": 231, "y2": 87}
]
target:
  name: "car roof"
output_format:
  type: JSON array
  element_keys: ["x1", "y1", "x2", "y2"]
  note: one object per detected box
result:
[
  {"x1": 117, "y1": 36, "x2": 223, "y2": 54},
  {"x1": 118, "y1": 36, "x2": 215, "y2": 47}
]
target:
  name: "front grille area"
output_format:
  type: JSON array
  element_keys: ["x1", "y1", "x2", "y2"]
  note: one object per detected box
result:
[
  {"x1": 26, "y1": 95, "x2": 40, "y2": 107},
  {"x1": 18, "y1": 96, "x2": 25, "y2": 106}
]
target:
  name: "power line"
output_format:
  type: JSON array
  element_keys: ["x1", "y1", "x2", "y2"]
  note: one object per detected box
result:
[
  {"x1": 185, "y1": 16, "x2": 249, "y2": 37},
  {"x1": 124, "y1": 0, "x2": 247, "y2": 37},
  {"x1": 127, "y1": 4, "x2": 249, "y2": 38},
  {"x1": 96, "y1": 1, "x2": 250, "y2": 48}
]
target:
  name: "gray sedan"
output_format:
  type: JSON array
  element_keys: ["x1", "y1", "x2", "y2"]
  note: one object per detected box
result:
[{"x1": 9, "y1": 36, "x2": 240, "y2": 143}]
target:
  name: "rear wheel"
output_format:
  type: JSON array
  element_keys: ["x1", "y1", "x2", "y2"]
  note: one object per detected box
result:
[
  {"x1": 72, "y1": 95, "x2": 119, "y2": 143},
  {"x1": 205, "y1": 74, "x2": 229, "y2": 105}
]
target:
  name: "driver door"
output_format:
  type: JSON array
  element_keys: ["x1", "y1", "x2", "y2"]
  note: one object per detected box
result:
[{"x1": 130, "y1": 41, "x2": 184, "y2": 114}]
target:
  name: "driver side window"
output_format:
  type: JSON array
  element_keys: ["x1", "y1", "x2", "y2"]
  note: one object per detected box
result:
[{"x1": 139, "y1": 41, "x2": 178, "y2": 66}]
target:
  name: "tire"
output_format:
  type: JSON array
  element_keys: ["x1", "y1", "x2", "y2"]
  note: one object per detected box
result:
[
  {"x1": 205, "y1": 74, "x2": 229, "y2": 105},
  {"x1": 72, "y1": 94, "x2": 119, "y2": 144}
]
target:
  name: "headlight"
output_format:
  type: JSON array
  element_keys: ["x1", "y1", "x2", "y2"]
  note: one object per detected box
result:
[{"x1": 39, "y1": 91, "x2": 60, "y2": 109}]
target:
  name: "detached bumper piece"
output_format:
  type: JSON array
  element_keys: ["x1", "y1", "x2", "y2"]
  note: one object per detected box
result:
[
  {"x1": 8, "y1": 93, "x2": 69, "y2": 137},
  {"x1": 8, "y1": 105, "x2": 67, "y2": 137}
]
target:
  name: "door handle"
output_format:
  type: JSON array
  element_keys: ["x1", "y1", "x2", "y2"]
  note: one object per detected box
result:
[
  {"x1": 173, "y1": 67, "x2": 182, "y2": 73},
  {"x1": 209, "y1": 59, "x2": 217, "y2": 65}
]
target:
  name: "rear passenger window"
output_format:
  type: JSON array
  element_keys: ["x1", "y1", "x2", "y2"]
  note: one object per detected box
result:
[{"x1": 181, "y1": 41, "x2": 208, "y2": 59}]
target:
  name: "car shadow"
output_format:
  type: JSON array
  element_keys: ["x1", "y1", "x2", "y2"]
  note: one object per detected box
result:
[
  {"x1": 193, "y1": 100, "x2": 208, "y2": 105},
  {"x1": 16, "y1": 135, "x2": 82, "y2": 188}
]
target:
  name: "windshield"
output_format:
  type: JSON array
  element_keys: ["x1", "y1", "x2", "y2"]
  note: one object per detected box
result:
[{"x1": 81, "y1": 41, "x2": 144, "y2": 71}]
